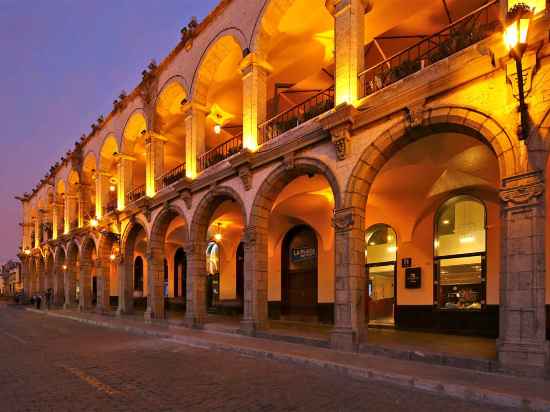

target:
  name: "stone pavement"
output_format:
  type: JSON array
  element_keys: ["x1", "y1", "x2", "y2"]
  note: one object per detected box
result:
[
  {"x1": 19, "y1": 305, "x2": 550, "y2": 411},
  {"x1": 0, "y1": 304, "x2": 515, "y2": 412}
]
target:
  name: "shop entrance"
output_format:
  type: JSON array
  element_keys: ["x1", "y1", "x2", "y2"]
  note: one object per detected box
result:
[
  {"x1": 366, "y1": 224, "x2": 397, "y2": 326},
  {"x1": 174, "y1": 248, "x2": 186, "y2": 299},
  {"x1": 282, "y1": 225, "x2": 318, "y2": 321}
]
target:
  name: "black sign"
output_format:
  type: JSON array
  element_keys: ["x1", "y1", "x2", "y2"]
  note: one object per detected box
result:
[
  {"x1": 291, "y1": 247, "x2": 316, "y2": 262},
  {"x1": 401, "y1": 257, "x2": 412, "y2": 268},
  {"x1": 405, "y1": 267, "x2": 422, "y2": 289}
]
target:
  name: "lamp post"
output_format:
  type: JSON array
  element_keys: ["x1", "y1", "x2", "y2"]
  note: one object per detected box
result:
[{"x1": 504, "y1": 3, "x2": 533, "y2": 140}]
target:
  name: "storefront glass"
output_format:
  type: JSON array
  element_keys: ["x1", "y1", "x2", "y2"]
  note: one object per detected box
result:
[{"x1": 435, "y1": 196, "x2": 486, "y2": 310}]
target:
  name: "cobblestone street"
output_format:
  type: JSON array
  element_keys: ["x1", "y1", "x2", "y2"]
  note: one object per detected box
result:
[{"x1": 0, "y1": 304, "x2": 521, "y2": 412}]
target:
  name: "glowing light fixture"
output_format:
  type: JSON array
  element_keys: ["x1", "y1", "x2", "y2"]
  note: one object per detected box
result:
[
  {"x1": 504, "y1": 3, "x2": 533, "y2": 140},
  {"x1": 442, "y1": 219, "x2": 450, "y2": 225},
  {"x1": 214, "y1": 123, "x2": 222, "y2": 135},
  {"x1": 214, "y1": 223, "x2": 222, "y2": 242},
  {"x1": 109, "y1": 253, "x2": 117, "y2": 261},
  {"x1": 109, "y1": 184, "x2": 116, "y2": 192},
  {"x1": 90, "y1": 218, "x2": 99, "y2": 228},
  {"x1": 24, "y1": 248, "x2": 31, "y2": 256},
  {"x1": 387, "y1": 246, "x2": 398, "y2": 253},
  {"x1": 459, "y1": 235, "x2": 475, "y2": 244},
  {"x1": 62, "y1": 265, "x2": 68, "y2": 271}
]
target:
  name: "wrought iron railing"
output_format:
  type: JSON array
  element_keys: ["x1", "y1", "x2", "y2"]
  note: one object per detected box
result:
[
  {"x1": 258, "y1": 86, "x2": 335, "y2": 145},
  {"x1": 358, "y1": 0, "x2": 501, "y2": 98},
  {"x1": 198, "y1": 134, "x2": 242, "y2": 172},
  {"x1": 126, "y1": 184, "x2": 146, "y2": 204},
  {"x1": 156, "y1": 162, "x2": 186, "y2": 191}
]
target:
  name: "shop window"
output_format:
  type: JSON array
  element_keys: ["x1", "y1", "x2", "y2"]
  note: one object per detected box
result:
[{"x1": 435, "y1": 196, "x2": 486, "y2": 310}]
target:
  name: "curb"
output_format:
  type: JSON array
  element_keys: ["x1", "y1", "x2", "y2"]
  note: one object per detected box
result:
[{"x1": 24, "y1": 308, "x2": 550, "y2": 411}]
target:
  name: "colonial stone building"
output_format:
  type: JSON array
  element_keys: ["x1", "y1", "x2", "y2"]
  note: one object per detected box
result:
[{"x1": 16, "y1": 0, "x2": 550, "y2": 375}]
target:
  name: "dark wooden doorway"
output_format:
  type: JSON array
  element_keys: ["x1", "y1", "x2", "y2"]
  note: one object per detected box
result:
[
  {"x1": 174, "y1": 248, "x2": 186, "y2": 299},
  {"x1": 282, "y1": 225, "x2": 318, "y2": 321}
]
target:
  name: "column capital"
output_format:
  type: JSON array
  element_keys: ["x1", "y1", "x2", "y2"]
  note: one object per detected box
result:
[
  {"x1": 181, "y1": 101, "x2": 209, "y2": 117},
  {"x1": 500, "y1": 170, "x2": 544, "y2": 207},
  {"x1": 144, "y1": 131, "x2": 168, "y2": 144},
  {"x1": 114, "y1": 152, "x2": 137, "y2": 162},
  {"x1": 239, "y1": 52, "x2": 273, "y2": 76},
  {"x1": 325, "y1": 0, "x2": 371, "y2": 16},
  {"x1": 332, "y1": 207, "x2": 359, "y2": 232}
]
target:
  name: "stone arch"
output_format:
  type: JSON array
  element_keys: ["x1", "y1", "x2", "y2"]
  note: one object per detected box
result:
[
  {"x1": 538, "y1": 107, "x2": 550, "y2": 172},
  {"x1": 121, "y1": 109, "x2": 148, "y2": 154},
  {"x1": 190, "y1": 186, "x2": 247, "y2": 243},
  {"x1": 344, "y1": 106, "x2": 517, "y2": 212},
  {"x1": 65, "y1": 241, "x2": 80, "y2": 308},
  {"x1": 249, "y1": 157, "x2": 343, "y2": 227},
  {"x1": 119, "y1": 218, "x2": 149, "y2": 315},
  {"x1": 154, "y1": 75, "x2": 190, "y2": 112},
  {"x1": 191, "y1": 29, "x2": 247, "y2": 106},
  {"x1": 146, "y1": 205, "x2": 190, "y2": 319},
  {"x1": 250, "y1": 0, "x2": 294, "y2": 59}
]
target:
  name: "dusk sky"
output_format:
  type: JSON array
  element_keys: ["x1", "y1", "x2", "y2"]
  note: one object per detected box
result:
[{"x1": 0, "y1": 0, "x2": 218, "y2": 264}]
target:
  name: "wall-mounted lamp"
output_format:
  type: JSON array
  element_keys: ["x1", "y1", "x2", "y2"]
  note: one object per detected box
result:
[
  {"x1": 62, "y1": 265, "x2": 68, "y2": 271},
  {"x1": 504, "y1": 3, "x2": 533, "y2": 140},
  {"x1": 109, "y1": 253, "x2": 117, "y2": 261},
  {"x1": 24, "y1": 248, "x2": 31, "y2": 256}
]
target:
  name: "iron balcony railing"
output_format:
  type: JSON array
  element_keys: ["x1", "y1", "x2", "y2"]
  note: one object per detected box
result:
[
  {"x1": 126, "y1": 184, "x2": 146, "y2": 204},
  {"x1": 358, "y1": 0, "x2": 501, "y2": 98},
  {"x1": 156, "y1": 162, "x2": 186, "y2": 191},
  {"x1": 258, "y1": 86, "x2": 335, "y2": 145},
  {"x1": 198, "y1": 134, "x2": 243, "y2": 172}
]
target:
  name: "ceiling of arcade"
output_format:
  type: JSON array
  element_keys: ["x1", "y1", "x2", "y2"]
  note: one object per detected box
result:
[{"x1": 366, "y1": 132, "x2": 500, "y2": 242}]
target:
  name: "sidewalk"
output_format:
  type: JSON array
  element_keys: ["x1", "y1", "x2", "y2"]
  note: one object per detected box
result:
[{"x1": 24, "y1": 306, "x2": 549, "y2": 411}]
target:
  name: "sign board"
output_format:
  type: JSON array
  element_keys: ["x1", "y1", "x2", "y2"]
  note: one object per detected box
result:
[
  {"x1": 401, "y1": 257, "x2": 412, "y2": 268},
  {"x1": 405, "y1": 267, "x2": 422, "y2": 289},
  {"x1": 291, "y1": 247, "x2": 316, "y2": 262}
]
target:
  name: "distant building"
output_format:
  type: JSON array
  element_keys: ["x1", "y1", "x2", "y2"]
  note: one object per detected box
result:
[{"x1": 1, "y1": 260, "x2": 21, "y2": 296}]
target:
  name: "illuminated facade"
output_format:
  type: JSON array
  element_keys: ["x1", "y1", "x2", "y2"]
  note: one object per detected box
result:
[{"x1": 15, "y1": 0, "x2": 550, "y2": 375}]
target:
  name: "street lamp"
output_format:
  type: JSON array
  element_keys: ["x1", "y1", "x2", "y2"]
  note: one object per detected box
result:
[{"x1": 504, "y1": 3, "x2": 533, "y2": 140}]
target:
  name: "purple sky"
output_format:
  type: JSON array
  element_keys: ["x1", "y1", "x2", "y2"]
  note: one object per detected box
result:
[{"x1": 0, "y1": 0, "x2": 219, "y2": 264}]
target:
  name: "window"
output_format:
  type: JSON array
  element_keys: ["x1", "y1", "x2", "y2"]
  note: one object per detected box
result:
[{"x1": 435, "y1": 196, "x2": 486, "y2": 310}]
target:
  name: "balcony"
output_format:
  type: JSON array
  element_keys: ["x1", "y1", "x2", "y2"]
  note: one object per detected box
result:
[
  {"x1": 358, "y1": 1, "x2": 501, "y2": 98},
  {"x1": 259, "y1": 86, "x2": 335, "y2": 145},
  {"x1": 156, "y1": 162, "x2": 186, "y2": 192},
  {"x1": 126, "y1": 184, "x2": 146, "y2": 205},
  {"x1": 198, "y1": 134, "x2": 243, "y2": 173}
]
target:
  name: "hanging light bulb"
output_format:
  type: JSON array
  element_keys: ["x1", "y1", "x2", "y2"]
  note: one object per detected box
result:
[
  {"x1": 214, "y1": 124, "x2": 222, "y2": 135},
  {"x1": 214, "y1": 222, "x2": 222, "y2": 242},
  {"x1": 109, "y1": 184, "x2": 116, "y2": 192}
]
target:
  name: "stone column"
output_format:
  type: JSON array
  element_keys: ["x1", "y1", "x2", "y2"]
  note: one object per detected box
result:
[
  {"x1": 498, "y1": 171, "x2": 547, "y2": 376},
  {"x1": 52, "y1": 200, "x2": 63, "y2": 240},
  {"x1": 64, "y1": 265, "x2": 77, "y2": 309},
  {"x1": 54, "y1": 262, "x2": 65, "y2": 306},
  {"x1": 182, "y1": 103, "x2": 207, "y2": 179},
  {"x1": 145, "y1": 132, "x2": 167, "y2": 197},
  {"x1": 240, "y1": 53, "x2": 271, "y2": 151},
  {"x1": 240, "y1": 226, "x2": 268, "y2": 335},
  {"x1": 184, "y1": 241, "x2": 207, "y2": 327},
  {"x1": 34, "y1": 216, "x2": 41, "y2": 249},
  {"x1": 327, "y1": 0, "x2": 368, "y2": 104},
  {"x1": 116, "y1": 258, "x2": 134, "y2": 315},
  {"x1": 78, "y1": 258, "x2": 93, "y2": 312},
  {"x1": 330, "y1": 207, "x2": 366, "y2": 351},
  {"x1": 21, "y1": 258, "x2": 31, "y2": 297},
  {"x1": 78, "y1": 183, "x2": 91, "y2": 228},
  {"x1": 115, "y1": 154, "x2": 135, "y2": 211},
  {"x1": 95, "y1": 258, "x2": 111, "y2": 314},
  {"x1": 95, "y1": 171, "x2": 110, "y2": 219},
  {"x1": 65, "y1": 194, "x2": 77, "y2": 232},
  {"x1": 144, "y1": 245, "x2": 165, "y2": 321}
]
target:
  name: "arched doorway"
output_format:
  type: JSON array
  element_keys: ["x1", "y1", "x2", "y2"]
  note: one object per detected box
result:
[
  {"x1": 281, "y1": 225, "x2": 318, "y2": 322},
  {"x1": 134, "y1": 256, "x2": 144, "y2": 296},
  {"x1": 365, "y1": 224, "x2": 397, "y2": 326},
  {"x1": 174, "y1": 248, "x2": 186, "y2": 300}
]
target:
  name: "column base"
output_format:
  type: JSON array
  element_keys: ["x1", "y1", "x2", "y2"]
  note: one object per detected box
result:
[
  {"x1": 95, "y1": 306, "x2": 111, "y2": 316},
  {"x1": 116, "y1": 306, "x2": 133, "y2": 317},
  {"x1": 497, "y1": 338, "x2": 548, "y2": 377},
  {"x1": 63, "y1": 302, "x2": 76, "y2": 310},
  {"x1": 184, "y1": 312, "x2": 205, "y2": 329},
  {"x1": 330, "y1": 327, "x2": 362, "y2": 352},
  {"x1": 239, "y1": 319, "x2": 267, "y2": 336}
]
